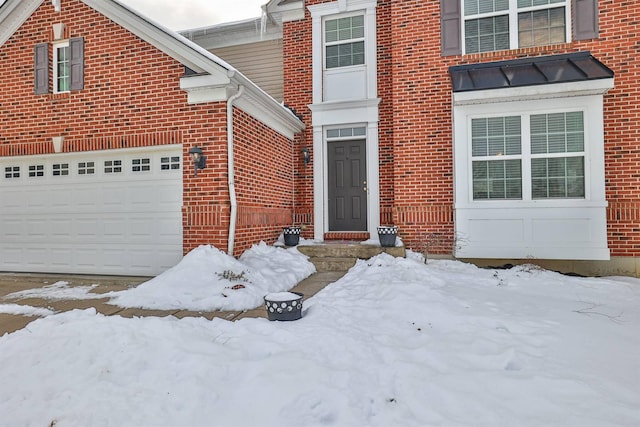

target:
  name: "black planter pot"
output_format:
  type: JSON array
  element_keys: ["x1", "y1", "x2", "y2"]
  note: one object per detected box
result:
[
  {"x1": 283, "y1": 226, "x2": 301, "y2": 246},
  {"x1": 377, "y1": 225, "x2": 398, "y2": 247},
  {"x1": 264, "y1": 292, "x2": 304, "y2": 321}
]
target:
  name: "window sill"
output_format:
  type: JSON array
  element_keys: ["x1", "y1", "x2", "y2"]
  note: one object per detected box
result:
[{"x1": 46, "y1": 92, "x2": 71, "y2": 100}]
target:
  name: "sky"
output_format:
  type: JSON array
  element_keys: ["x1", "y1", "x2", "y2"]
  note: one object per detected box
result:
[{"x1": 120, "y1": 0, "x2": 266, "y2": 30}]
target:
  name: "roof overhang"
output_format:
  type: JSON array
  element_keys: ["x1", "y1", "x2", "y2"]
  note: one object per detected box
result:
[{"x1": 0, "y1": 0, "x2": 304, "y2": 138}]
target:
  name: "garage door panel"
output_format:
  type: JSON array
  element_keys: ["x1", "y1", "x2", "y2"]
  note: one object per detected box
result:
[
  {"x1": 50, "y1": 249, "x2": 73, "y2": 268},
  {"x1": 74, "y1": 219, "x2": 100, "y2": 238},
  {"x1": 51, "y1": 219, "x2": 73, "y2": 238},
  {"x1": 1, "y1": 189, "x2": 26, "y2": 210},
  {"x1": 49, "y1": 189, "x2": 74, "y2": 208},
  {"x1": 0, "y1": 147, "x2": 183, "y2": 275},
  {"x1": 103, "y1": 219, "x2": 127, "y2": 239},
  {"x1": 1, "y1": 248, "x2": 23, "y2": 267},
  {"x1": 1, "y1": 218, "x2": 25, "y2": 238},
  {"x1": 74, "y1": 188, "x2": 101, "y2": 208},
  {"x1": 25, "y1": 248, "x2": 48, "y2": 267}
]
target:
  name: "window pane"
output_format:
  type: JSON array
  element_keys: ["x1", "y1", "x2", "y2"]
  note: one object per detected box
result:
[
  {"x1": 338, "y1": 28, "x2": 351, "y2": 40},
  {"x1": 566, "y1": 133, "x2": 584, "y2": 152},
  {"x1": 531, "y1": 157, "x2": 584, "y2": 198},
  {"x1": 547, "y1": 133, "x2": 566, "y2": 153},
  {"x1": 473, "y1": 160, "x2": 522, "y2": 200},
  {"x1": 518, "y1": 8, "x2": 565, "y2": 48},
  {"x1": 472, "y1": 116, "x2": 521, "y2": 157},
  {"x1": 326, "y1": 16, "x2": 364, "y2": 42},
  {"x1": 518, "y1": 0, "x2": 565, "y2": 7},
  {"x1": 56, "y1": 46, "x2": 70, "y2": 92},
  {"x1": 466, "y1": 0, "x2": 510, "y2": 15},
  {"x1": 326, "y1": 40, "x2": 365, "y2": 69},
  {"x1": 530, "y1": 112, "x2": 583, "y2": 155},
  {"x1": 466, "y1": 16, "x2": 510, "y2": 53}
]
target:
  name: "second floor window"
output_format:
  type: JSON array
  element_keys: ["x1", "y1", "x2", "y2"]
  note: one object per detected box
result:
[
  {"x1": 324, "y1": 15, "x2": 365, "y2": 69},
  {"x1": 463, "y1": 0, "x2": 568, "y2": 54},
  {"x1": 54, "y1": 42, "x2": 70, "y2": 93},
  {"x1": 34, "y1": 37, "x2": 84, "y2": 95}
]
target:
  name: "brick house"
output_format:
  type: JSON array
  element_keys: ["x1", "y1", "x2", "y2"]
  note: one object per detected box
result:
[
  {"x1": 258, "y1": 0, "x2": 635, "y2": 276},
  {"x1": 0, "y1": 0, "x2": 304, "y2": 275},
  {"x1": 2, "y1": 0, "x2": 639, "y2": 277}
]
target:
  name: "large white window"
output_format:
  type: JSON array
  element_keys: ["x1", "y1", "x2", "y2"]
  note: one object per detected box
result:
[
  {"x1": 453, "y1": 93, "x2": 610, "y2": 260},
  {"x1": 324, "y1": 15, "x2": 365, "y2": 69},
  {"x1": 463, "y1": 0, "x2": 569, "y2": 53},
  {"x1": 470, "y1": 111, "x2": 585, "y2": 201},
  {"x1": 530, "y1": 111, "x2": 585, "y2": 199}
]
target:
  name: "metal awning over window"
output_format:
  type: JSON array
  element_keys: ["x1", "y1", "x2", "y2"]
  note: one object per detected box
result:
[{"x1": 449, "y1": 52, "x2": 614, "y2": 93}]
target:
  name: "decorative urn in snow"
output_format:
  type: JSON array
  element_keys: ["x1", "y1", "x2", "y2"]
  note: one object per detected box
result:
[
  {"x1": 282, "y1": 226, "x2": 301, "y2": 247},
  {"x1": 377, "y1": 225, "x2": 398, "y2": 247},
  {"x1": 264, "y1": 292, "x2": 304, "y2": 321}
]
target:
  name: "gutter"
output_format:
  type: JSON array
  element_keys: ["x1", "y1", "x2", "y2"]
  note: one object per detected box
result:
[{"x1": 227, "y1": 85, "x2": 245, "y2": 256}]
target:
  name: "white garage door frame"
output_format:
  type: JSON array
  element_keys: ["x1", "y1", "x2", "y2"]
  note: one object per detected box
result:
[{"x1": 0, "y1": 145, "x2": 183, "y2": 276}]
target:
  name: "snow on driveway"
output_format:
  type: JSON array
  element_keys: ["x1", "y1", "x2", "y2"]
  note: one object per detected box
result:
[{"x1": 0, "y1": 250, "x2": 638, "y2": 426}]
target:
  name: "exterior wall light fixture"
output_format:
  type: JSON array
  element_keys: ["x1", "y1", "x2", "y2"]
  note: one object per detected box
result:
[
  {"x1": 301, "y1": 147, "x2": 310, "y2": 166},
  {"x1": 188, "y1": 146, "x2": 206, "y2": 177}
]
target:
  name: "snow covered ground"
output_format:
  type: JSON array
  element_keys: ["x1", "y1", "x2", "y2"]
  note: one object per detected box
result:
[
  {"x1": 3, "y1": 243, "x2": 316, "y2": 312},
  {"x1": 0, "y1": 246, "x2": 639, "y2": 426}
]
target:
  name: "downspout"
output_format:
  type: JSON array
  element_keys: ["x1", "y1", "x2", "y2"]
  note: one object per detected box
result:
[{"x1": 227, "y1": 85, "x2": 245, "y2": 256}]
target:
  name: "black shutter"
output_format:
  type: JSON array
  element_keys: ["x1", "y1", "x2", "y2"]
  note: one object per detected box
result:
[
  {"x1": 34, "y1": 43, "x2": 49, "y2": 94},
  {"x1": 69, "y1": 37, "x2": 85, "y2": 91},
  {"x1": 441, "y1": 0, "x2": 462, "y2": 56},
  {"x1": 574, "y1": 0, "x2": 599, "y2": 40}
]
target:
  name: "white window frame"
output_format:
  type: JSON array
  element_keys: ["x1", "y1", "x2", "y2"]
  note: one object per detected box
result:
[
  {"x1": 323, "y1": 13, "x2": 366, "y2": 70},
  {"x1": 53, "y1": 40, "x2": 70, "y2": 93},
  {"x1": 469, "y1": 111, "x2": 587, "y2": 202},
  {"x1": 461, "y1": 0, "x2": 571, "y2": 54},
  {"x1": 308, "y1": 0, "x2": 381, "y2": 242},
  {"x1": 452, "y1": 79, "x2": 613, "y2": 261}
]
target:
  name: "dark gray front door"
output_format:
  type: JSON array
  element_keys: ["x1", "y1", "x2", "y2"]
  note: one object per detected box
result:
[{"x1": 328, "y1": 139, "x2": 367, "y2": 231}]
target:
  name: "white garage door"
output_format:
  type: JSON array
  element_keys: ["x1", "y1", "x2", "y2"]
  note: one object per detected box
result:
[{"x1": 0, "y1": 146, "x2": 183, "y2": 276}]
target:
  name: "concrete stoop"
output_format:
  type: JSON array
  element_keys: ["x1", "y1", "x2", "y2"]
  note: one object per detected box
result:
[{"x1": 297, "y1": 243, "x2": 406, "y2": 272}]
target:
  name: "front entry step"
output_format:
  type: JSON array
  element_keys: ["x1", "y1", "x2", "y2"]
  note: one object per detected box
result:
[{"x1": 297, "y1": 243, "x2": 406, "y2": 272}]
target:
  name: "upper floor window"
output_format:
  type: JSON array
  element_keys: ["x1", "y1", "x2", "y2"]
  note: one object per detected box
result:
[
  {"x1": 34, "y1": 37, "x2": 84, "y2": 95},
  {"x1": 324, "y1": 15, "x2": 365, "y2": 69},
  {"x1": 462, "y1": 0, "x2": 569, "y2": 53},
  {"x1": 53, "y1": 41, "x2": 70, "y2": 93}
]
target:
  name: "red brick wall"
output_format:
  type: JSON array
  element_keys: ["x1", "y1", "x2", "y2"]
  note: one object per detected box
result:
[
  {"x1": 0, "y1": 0, "x2": 295, "y2": 257},
  {"x1": 284, "y1": 0, "x2": 640, "y2": 258},
  {"x1": 390, "y1": 0, "x2": 640, "y2": 256},
  {"x1": 388, "y1": 0, "x2": 456, "y2": 254},
  {"x1": 283, "y1": 7, "x2": 314, "y2": 238},
  {"x1": 284, "y1": 0, "x2": 398, "y2": 239},
  {"x1": 232, "y1": 108, "x2": 296, "y2": 255},
  {"x1": 377, "y1": 0, "x2": 395, "y2": 225}
]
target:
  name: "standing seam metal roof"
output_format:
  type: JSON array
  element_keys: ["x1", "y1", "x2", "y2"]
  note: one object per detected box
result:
[{"x1": 449, "y1": 52, "x2": 614, "y2": 92}]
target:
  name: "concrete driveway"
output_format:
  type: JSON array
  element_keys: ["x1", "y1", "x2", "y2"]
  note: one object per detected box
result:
[{"x1": 0, "y1": 271, "x2": 342, "y2": 336}]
